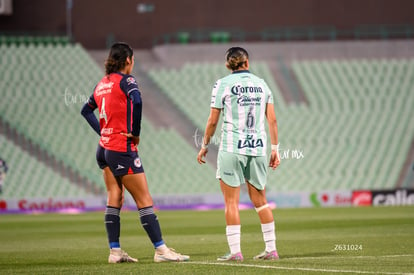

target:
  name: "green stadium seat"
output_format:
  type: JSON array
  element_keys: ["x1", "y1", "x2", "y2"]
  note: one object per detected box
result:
[
  {"x1": 0, "y1": 134, "x2": 89, "y2": 198},
  {"x1": 1, "y1": 42, "x2": 413, "y2": 198},
  {"x1": 0, "y1": 42, "x2": 222, "y2": 198},
  {"x1": 148, "y1": 58, "x2": 413, "y2": 191}
]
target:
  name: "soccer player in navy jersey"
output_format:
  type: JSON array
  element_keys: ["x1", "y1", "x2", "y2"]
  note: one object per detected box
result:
[{"x1": 81, "y1": 42, "x2": 189, "y2": 263}]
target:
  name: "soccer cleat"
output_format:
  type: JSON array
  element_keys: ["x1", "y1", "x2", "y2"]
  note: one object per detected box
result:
[
  {"x1": 253, "y1": 250, "x2": 279, "y2": 260},
  {"x1": 217, "y1": 252, "x2": 244, "y2": 262},
  {"x1": 154, "y1": 247, "x2": 190, "y2": 262},
  {"x1": 108, "y1": 249, "x2": 138, "y2": 263}
]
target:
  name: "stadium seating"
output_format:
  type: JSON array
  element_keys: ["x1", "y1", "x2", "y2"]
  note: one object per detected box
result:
[
  {"x1": 148, "y1": 59, "x2": 414, "y2": 192},
  {"x1": 147, "y1": 62, "x2": 287, "y2": 132},
  {"x1": 138, "y1": 121, "x2": 217, "y2": 195},
  {"x1": 0, "y1": 134, "x2": 88, "y2": 198},
  {"x1": 1, "y1": 40, "x2": 413, "y2": 198},
  {"x1": 0, "y1": 42, "x2": 218, "y2": 199},
  {"x1": 0, "y1": 43, "x2": 104, "y2": 192},
  {"x1": 276, "y1": 59, "x2": 414, "y2": 191}
]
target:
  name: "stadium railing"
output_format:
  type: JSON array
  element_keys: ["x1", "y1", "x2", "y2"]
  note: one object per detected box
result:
[
  {"x1": 0, "y1": 35, "x2": 70, "y2": 46},
  {"x1": 152, "y1": 24, "x2": 414, "y2": 47}
]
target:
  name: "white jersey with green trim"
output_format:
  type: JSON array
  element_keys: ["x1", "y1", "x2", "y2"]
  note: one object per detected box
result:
[{"x1": 210, "y1": 70, "x2": 274, "y2": 156}]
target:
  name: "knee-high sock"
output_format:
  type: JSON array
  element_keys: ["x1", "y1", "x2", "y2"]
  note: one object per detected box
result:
[
  {"x1": 261, "y1": 222, "x2": 276, "y2": 252},
  {"x1": 105, "y1": 206, "x2": 121, "y2": 249},
  {"x1": 139, "y1": 206, "x2": 165, "y2": 248}
]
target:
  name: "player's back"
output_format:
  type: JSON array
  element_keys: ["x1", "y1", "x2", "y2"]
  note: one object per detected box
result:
[
  {"x1": 212, "y1": 71, "x2": 273, "y2": 156},
  {"x1": 93, "y1": 73, "x2": 136, "y2": 152}
]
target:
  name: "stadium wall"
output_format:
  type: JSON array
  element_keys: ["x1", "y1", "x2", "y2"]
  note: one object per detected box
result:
[
  {"x1": 1, "y1": 189, "x2": 414, "y2": 213},
  {"x1": 1, "y1": 0, "x2": 414, "y2": 48}
]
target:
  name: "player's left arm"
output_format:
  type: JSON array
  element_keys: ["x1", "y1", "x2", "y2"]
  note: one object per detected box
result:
[
  {"x1": 129, "y1": 89, "x2": 142, "y2": 146},
  {"x1": 120, "y1": 75, "x2": 141, "y2": 146}
]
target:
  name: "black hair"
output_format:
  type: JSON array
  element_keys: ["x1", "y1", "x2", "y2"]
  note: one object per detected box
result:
[
  {"x1": 105, "y1": 42, "x2": 134, "y2": 75},
  {"x1": 225, "y1": 47, "x2": 249, "y2": 70}
]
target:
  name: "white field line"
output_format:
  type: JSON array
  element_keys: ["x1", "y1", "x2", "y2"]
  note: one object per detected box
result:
[
  {"x1": 285, "y1": 254, "x2": 414, "y2": 261},
  {"x1": 183, "y1": 254, "x2": 414, "y2": 275}
]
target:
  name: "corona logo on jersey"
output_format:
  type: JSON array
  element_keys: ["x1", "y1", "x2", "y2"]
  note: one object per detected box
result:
[
  {"x1": 232, "y1": 85, "x2": 264, "y2": 107},
  {"x1": 230, "y1": 85, "x2": 263, "y2": 95}
]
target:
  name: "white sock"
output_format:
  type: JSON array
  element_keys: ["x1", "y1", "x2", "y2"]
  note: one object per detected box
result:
[
  {"x1": 110, "y1": 247, "x2": 121, "y2": 253},
  {"x1": 226, "y1": 225, "x2": 241, "y2": 254},
  {"x1": 261, "y1": 222, "x2": 276, "y2": 252},
  {"x1": 156, "y1": 244, "x2": 168, "y2": 253}
]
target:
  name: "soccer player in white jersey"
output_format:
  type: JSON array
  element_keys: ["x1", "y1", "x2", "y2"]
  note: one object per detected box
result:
[{"x1": 197, "y1": 47, "x2": 281, "y2": 261}]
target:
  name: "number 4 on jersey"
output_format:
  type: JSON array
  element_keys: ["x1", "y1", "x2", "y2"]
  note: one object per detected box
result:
[{"x1": 99, "y1": 97, "x2": 108, "y2": 124}]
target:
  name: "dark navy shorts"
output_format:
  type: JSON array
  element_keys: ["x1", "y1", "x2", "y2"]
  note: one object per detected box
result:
[{"x1": 96, "y1": 145, "x2": 144, "y2": 176}]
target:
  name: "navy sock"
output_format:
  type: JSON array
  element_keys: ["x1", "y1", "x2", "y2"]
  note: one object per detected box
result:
[
  {"x1": 105, "y1": 206, "x2": 121, "y2": 249},
  {"x1": 139, "y1": 206, "x2": 164, "y2": 248}
]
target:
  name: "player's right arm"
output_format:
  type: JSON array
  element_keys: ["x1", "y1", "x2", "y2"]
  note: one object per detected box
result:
[
  {"x1": 197, "y1": 79, "x2": 223, "y2": 164},
  {"x1": 197, "y1": 107, "x2": 221, "y2": 164},
  {"x1": 81, "y1": 94, "x2": 101, "y2": 136}
]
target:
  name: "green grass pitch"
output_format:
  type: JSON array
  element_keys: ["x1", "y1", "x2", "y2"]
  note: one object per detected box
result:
[{"x1": 0, "y1": 206, "x2": 413, "y2": 274}]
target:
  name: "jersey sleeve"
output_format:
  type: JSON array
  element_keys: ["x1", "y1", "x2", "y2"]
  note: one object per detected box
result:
[
  {"x1": 120, "y1": 75, "x2": 140, "y2": 97},
  {"x1": 210, "y1": 79, "x2": 224, "y2": 109},
  {"x1": 87, "y1": 92, "x2": 98, "y2": 109},
  {"x1": 80, "y1": 93, "x2": 100, "y2": 135},
  {"x1": 131, "y1": 90, "x2": 142, "y2": 137},
  {"x1": 120, "y1": 75, "x2": 142, "y2": 137}
]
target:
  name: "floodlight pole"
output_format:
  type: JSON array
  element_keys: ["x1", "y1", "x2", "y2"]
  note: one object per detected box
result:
[{"x1": 66, "y1": 0, "x2": 73, "y2": 42}]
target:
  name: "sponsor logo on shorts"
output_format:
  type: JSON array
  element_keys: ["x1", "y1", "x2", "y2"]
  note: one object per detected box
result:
[
  {"x1": 116, "y1": 164, "x2": 125, "y2": 170},
  {"x1": 223, "y1": 172, "x2": 234, "y2": 176},
  {"x1": 134, "y1": 158, "x2": 142, "y2": 168}
]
